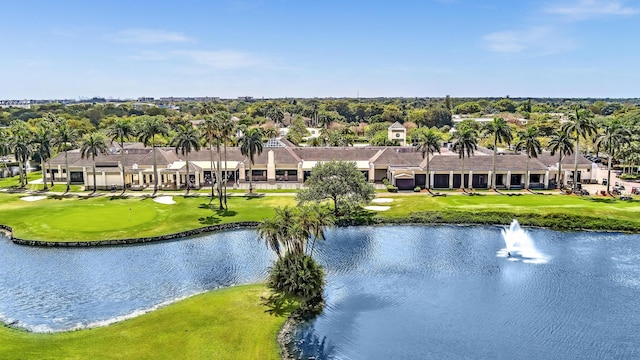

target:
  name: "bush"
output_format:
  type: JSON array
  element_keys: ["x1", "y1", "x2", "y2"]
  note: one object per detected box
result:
[
  {"x1": 414, "y1": 186, "x2": 421, "y2": 192},
  {"x1": 620, "y1": 174, "x2": 639, "y2": 180},
  {"x1": 387, "y1": 184, "x2": 398, "y2": 192},
  {"x1": 266, "y1": 253, "x2": 325, "y2": 318},
  {"x1": 382, "y1": 177, "x2": 390, "y2": 186}
]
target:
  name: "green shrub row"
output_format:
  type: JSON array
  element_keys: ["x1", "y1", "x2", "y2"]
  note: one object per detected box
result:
[{"x1": 376, "y1": 210, "x2": 639, "y2": 232}]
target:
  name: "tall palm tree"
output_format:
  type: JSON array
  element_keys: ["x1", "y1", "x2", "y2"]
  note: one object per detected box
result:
[
  {"x1": 106, "y1": 118, "x2": 134, "y2": 193},
  {"x1": 220, "y1": 115, "x2": 236, "y2": 209},
  {"x1": 561, "y1": 107, "x2": 597, "y2": 191},
  {"x1": 201, "y1": 115, "x2": 221, "y2": 201},
  {"x1": 483, "y1": 117, "x2": 513, "y2": 190},
  {"x1": 171, "y1": 124, "x2": 201, "y2": 194},
  {"x1": 238, "y1": 127, "x2": 264, "y2": 194},
  {"x1": 267, "y1": 106, "x2": 285, "y2": 127},
  {"x1": 547, "y1": 130, "x2": 574, "y2": 189},
  {"x1": 136, "y1": 116, "x2": 169, "y2": 195},
  {"x1": 8, "y1": 121, "x2": 33, "y2": 188},
  {"x1": 53, "y1": 122, "x2": 78, "y2": 193},
  {"x1": 32, "y1": 122, "x2": 54, "y2": 190},
  {"x1": 595, "y1": 120, "x2": 631, "y2": 194},
  {"x1": 414, "y1": 128, "x2": 442, "y2": 189},
  {"x1": 0, "y1": 128, "x2": 9, "y2": 177},
  {"x1": 80, "y1": 132, "x2": 108, "y2": 194},
  {"x1": 515, "y1": 126, "x2": 542, "y2": 189},
  {"x1": 257, "y1": 217, "x2": 283, "y2": 259},
  {"x1": 451, "y1": 126, "x2": 478, "y2": 189},
  {"x1": 299, "y1": 204, "x2": 334, "y2": 257}
]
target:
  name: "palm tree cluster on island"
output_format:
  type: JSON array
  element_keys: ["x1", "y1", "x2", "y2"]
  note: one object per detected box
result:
[{"x1": 257, "y1": 204, "x2": 334, "y2": 316}]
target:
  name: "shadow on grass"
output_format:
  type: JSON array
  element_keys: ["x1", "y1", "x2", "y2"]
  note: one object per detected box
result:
[
  {"x1": 245, "y1": 193, "x2": 265, "y2": 200},
  {"x1": 198, "y1": 216, "x2": 222, "y2": 225},
  {"x1": 585, "y1": 197, "x2": 619, "y2": 204},
  {"x1": 109, "y1": 195, "x2": 128, "y2": 201},
  {"x1": 47, "y1": 194, "x2": 69, "y2": 200}
]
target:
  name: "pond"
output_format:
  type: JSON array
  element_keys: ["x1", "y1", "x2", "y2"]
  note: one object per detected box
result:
[
  {"x1": 0, "y1": 230, "x2": 274, "y2": 332},
  {"x1": 1, "y1": 225, "x2": 640, "y2": 359},
  {"x1": 295, "y1": 225, "x2": 640, "y2": 359}
]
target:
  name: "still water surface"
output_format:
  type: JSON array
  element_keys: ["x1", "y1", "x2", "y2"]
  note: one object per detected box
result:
[
  {"x1": 296, "y1": 226, "x2": 640, "y2": 359},
  {"x1": 1, "y1": 225, "x2": 640, "y2": 359}
]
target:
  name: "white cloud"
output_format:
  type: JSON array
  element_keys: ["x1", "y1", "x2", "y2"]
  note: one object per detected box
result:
[
  {"x1": 108, "y1": 29, "x2": 191, "y2": 43},
  {"x1": 544, "y1": 0, "x2": 638, "y2": 20},
  {"x1": 128, "y1": 49, "x2": 267, "y2": 70},
  {"x1": 483, "y1": 27, "x2": 575, "y2": 55},
  {"x1": 173, "y1": 50, "x2": 264, "y2": 69}
]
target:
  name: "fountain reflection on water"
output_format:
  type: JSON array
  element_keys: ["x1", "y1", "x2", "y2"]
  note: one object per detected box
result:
[{"x1": 497, "y1": 219, "x2": 548, "y2": 264}]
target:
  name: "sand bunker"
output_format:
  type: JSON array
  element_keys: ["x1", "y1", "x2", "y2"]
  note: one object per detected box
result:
[
  {"x1": 364, "y1": 205, "x2": 391, "y2": 211},
  {"x1": 20, "y1": 196, "x2": 47, "y2": 202},
  {"x1": 153, "y1": 196, "x2": 176, "y2": 205},
  {"x1": 372, "y1": 198, "x2": 394, "y2": 203}
]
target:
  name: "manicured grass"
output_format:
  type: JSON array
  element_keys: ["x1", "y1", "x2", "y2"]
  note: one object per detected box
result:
[
  {"x1": 376, "y1": 193, "x2": 640, "y2": 231},
  {"x1": 0, "y1": 172, "x2": 82, "y2": 192},
  {"x1": 0, "y1": 172, "x2": 42, "y2": 188},
  {"x1": 0, "y1": 194, "x2": 295, "y2": 241},
  {"x1": 0, "y1": 284, "x2": 286, "y2": 360}
]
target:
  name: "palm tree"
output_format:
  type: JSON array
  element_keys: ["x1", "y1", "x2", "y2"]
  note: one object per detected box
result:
[
  {"x1": 262, "y1": 126, "x2": 279, "y2": 140},
  {"x1": 267, "y1": 106, "x2": 285, "y2": 127},
  {"x1": 515, "y1": 126, "x2": 542, "y2": 189},
  {"x1": 53, "y1": 122, "x2": 78, "y2": 193},
  {"x1": 257, "y1": 217, "x2": 283, "y2": 259},
  {"x1": 561, "y1": 107, "x2": 597, "y2": 191},
  {"x1": 299, "y1": 204, "x2": 334, "y2": 257},
  {"x1": 33, "y1": 123, "x2": 54, "y2": 190},
  {"x1": 80, "y1": 132, "x2": 108, "y2": 194},
  {"x1": 451, "y1": 126, "x2": 478, "y2": 189},
  {"x1": 136, "y1": 116, "x2": 169, "y2": 195},
  {"x1": 8, "y1": 121, "x2": 33, "y2": 188},
  {"x1": 201, "y1": 115, "x2": 221, "y2": 201},
  {"x1": 238, "y1": 127, "x2": 264, "y2": 194},
  {"x1": 0, "y1": 128, "x2": 9, "y2": 177},
  {"x1": 414, "y1": 128, "x2": 442, "y2": 190},
  {"x1": 483, "y1": 117, "x2": 513, "y2": 190},
  {"x1": 106, "y1": 118, "x2": 134, "y2": 193},
  {"x1": 595, "y1": 120, "x2": 631, "y2": 194},
  {"x1": 171, "y1": 124, "x2": 201, "y2": 194},
  {"x1": 547, "y1": 130, "x2": 574, "y2": 189},
  {"x1": 220, "y1": 115, "x2": 236, "y2": 209}
]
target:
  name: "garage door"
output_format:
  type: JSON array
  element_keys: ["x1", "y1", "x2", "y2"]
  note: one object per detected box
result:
[{"x1": 396, "y1": 179, "x2": 415, "y2": 190}]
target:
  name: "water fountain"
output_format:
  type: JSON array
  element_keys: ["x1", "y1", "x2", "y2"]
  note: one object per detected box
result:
[{"x1": 499, "y1": 219, "x2": 547, "y2": 263}]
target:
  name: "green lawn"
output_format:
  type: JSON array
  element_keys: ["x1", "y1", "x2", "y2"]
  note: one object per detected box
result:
[
  {"x1": 0, "y1": 194, "x2": 295, "y2": 241},
  {"x1": 376, "y1": 193, "x2": 640, "y2": 231},
  {"x1": 0, "y1": 172, "x2": 82, "y2": 192},
  {"x1": 0, "y1": 284, "x2": 285, "y2": 360}
]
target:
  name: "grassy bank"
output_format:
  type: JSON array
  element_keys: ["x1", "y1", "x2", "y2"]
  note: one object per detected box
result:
[
  {"x1": 1, "y1": 192, "x2": 639, "y2": 242},
  {"x1": 0, "y1": 194, "x2": 295, "y2": 241},
  {"x1": 376, "y1": 194, "x2": 640, "y2": 231},
  {"x1": 0, "y1": 172, "x2": 82, "y2": 192},
  {"x1": 0, "y1": 284, "x2": 285, "y2": 360}
]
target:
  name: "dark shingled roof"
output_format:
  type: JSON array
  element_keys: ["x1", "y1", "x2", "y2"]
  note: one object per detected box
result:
[
  {"x1": 537, "y1": 151, "x2": 592, "y2": 167},
  {"x1": 429, "y1": 153, "x2": 547, "y2": 172}
]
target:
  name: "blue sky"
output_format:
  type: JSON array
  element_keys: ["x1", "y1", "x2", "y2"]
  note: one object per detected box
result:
[{"x1": 1, "y1": 0, "x2": 638, "y2": 99}]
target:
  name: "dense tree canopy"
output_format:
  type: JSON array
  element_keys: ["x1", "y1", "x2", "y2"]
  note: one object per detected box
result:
[{"x1": 297, "y1": 160, "x2": 375, "y2": 216}]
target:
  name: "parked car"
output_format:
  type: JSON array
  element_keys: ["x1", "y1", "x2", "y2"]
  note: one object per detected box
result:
[
  {"x1": 602, "y1": 178, "x2": 608, "y2": 186},
  {"x1": 632, "y1": 187, "x2": 640, "y2": 195}
]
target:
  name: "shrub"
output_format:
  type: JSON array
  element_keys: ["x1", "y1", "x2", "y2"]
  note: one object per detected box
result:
[
  {"x1": 620, "y1": 174, "x2": 639, "y2": 180},
  {"x1": 382, "y1": 177, "x2": 390, "y2": 186},
  {"x1": 266, "y1": 253, "x2": 325, "y2": 318},
  {"x1": 414, "y1": 186, "x2": 421, "y2": 192},
  {"x1": 387, "y1": 184, "x2": 398, "y2": 192}
]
